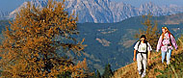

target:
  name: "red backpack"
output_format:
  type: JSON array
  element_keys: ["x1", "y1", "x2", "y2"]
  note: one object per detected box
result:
[{"x1": 161, "y1": 33, "x2": 172, "y2": 46}]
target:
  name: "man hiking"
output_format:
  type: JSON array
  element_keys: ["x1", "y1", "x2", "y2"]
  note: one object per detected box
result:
[{"x1": 133, "y1": 35, "x2": 152, "y2": 78}]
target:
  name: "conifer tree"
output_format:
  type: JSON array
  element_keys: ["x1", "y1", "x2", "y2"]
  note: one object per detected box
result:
[
  {"x1": 135, "y1": 13, "x2": 160, "y2": 50},
  {"x1": 0, "y1": 0, "x2": 87, "y2": 77},
  {"x1": 95, "y1": 70, "x2": 101, "y2": 78},
  {"x1": 102, "y1": 64, "x2": 113, "y2": 78}
]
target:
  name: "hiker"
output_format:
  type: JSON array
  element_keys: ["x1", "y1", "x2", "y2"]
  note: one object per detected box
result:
[
  {"x1": 133, "y1": 35, "x2": 152, "y2": 78},
  {"x1": 156, "y1": 27, "x2": 178, "y2": 65}
]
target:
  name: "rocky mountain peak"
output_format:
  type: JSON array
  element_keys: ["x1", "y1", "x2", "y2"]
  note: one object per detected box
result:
[{"x1": 2, "y1": 0, "x2": 183, "y2": 23}]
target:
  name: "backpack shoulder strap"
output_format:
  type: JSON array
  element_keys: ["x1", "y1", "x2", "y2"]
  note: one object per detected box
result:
[
  {"x1": 137, "y1": 41, "x2": 149, "y2": 54},
  {"x1": 137, "y1": 40, "x2": 141, "y2": 50},
  {"x1": 161, "y1": 33, "x2": 172, "y2": 46},
  {"x1": 161, "y1": 34, "x2": 164, "y2": 46},
  {"x1": 169, "y1": 33, "x2": 172, "y2": 46}
]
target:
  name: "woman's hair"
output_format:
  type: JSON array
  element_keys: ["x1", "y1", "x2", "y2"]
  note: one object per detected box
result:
[{"x1": 161, "y1": 27, "x2": 172, "y2": 39}]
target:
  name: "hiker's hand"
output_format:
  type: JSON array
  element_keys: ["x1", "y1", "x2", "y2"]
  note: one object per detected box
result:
[
  {"x1": 148, "y1": 59, "x2": 151, "y2": 64},
  {"x1": 175, "y1": 49, "x2": 178, "y2": 55},
  {"x1": 133, "y1": 57, "x2": 136, "y2": 62},
  {"x1": 175, "y1": 48, "x2": 178, "y2": 51}
]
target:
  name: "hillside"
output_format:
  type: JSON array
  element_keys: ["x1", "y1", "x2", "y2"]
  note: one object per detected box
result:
[
  {"x1": 0, "y1": 13, "x2": 183, "y2": 73},
  {"x1": 77, "y1": 13, "x2": 183, "y2": 72},
  {"x1": 112, "y1": 37, "x2": 183, "y2": 78}
]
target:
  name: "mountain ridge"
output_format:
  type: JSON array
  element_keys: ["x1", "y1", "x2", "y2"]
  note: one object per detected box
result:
[
  {"x1": 1, "y1": 0, "x2": 183, "y2": 23},
  {"x1": 0, "y1": 11, "x2": 9, "y2": 20}
]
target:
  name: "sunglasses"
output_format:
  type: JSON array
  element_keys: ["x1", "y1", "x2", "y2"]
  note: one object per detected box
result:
[
  {"x1": 162, "y1": 27, "x2": 167, "y2": 29},
  {"x1": 162, "y1": 27, "x2": 169, "y2": 30}
]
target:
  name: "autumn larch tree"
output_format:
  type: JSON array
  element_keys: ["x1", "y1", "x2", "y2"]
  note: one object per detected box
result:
[
  {"x1": 0, "y1": 0, "x2": 87, "y2": 77},
  {"x1": 135, "y1": 13, "x2": 160, "y2": 50}
]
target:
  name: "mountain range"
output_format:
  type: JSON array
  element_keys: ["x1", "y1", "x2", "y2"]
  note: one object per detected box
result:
[
  {"x1": 1, "y1": 0, "x2": 183, "y2": 23},
  {"x1": 0, "y1": 11, "x2": 9, "y2": 20}
]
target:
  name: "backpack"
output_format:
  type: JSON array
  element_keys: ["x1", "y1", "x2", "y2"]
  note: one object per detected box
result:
[
  {"x1": 137, "y1": 40, "x2": 148, "y2": 54},
  {"x1": 161, "y1": 33, "x2": 172, "y2": 46}
]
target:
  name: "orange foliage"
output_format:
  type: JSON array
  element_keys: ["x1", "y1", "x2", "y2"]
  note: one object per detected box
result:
[
  {"x1": 135, "y1": 13, "x2": 160, "y2": 50},
  {"x1": 0, "y1": 0, "x2": 87, "y2": 77}
]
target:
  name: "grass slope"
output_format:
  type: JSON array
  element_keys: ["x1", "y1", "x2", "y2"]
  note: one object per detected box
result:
[{"x1": 112, "y1": 43, "x2": 183, "y2": 78}]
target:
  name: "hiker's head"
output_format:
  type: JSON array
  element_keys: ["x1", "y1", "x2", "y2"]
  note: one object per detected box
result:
[
  {"x1": 140, "y1": 35, "x2": 146, "y2": 41},
  {"x1": 162, "y1": 27, "x2": 172, "y2": 39},
  {"x1": 162, "y1": 27, "x2": 169, "y2": 33}
]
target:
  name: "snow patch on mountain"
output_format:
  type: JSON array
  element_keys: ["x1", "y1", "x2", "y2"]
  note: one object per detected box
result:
[{"x1": 3, "y1": 0, "x2": 183, "y2": 23}]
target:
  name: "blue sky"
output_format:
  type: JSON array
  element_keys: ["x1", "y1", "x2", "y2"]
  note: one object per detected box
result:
[
  {"x1": 1, "y1": 0, "x2": 183, "y2": 12},
  {"x1": 114, "y1": 0, "x2": 183, "y2": 7},
  {"x1": 0, "y1": 0, "x2": 27, "y2": 12}
]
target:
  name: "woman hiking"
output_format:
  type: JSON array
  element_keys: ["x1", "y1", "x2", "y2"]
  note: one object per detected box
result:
[
  {"x1": 156, "y1": 27, "x2": 178, "y2": 65},
  {"x1": 133, "y1": 35, "x2": 152, "y2": 78}
]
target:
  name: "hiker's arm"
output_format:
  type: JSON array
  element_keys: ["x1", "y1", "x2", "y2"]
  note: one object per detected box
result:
[
  {"x1": 170, "y1": 35, "x2": 178, "y2": 50},
  {"x1": 156, "y1": 35, "x2": 162, "y2": 52},
  {"x1": 148, "y1": 51, "x2": 151, "y2": 64},
  {"x1": 148, "y1": 51, "x2": 151, "y2": 59},
  {"x1": 147, "y1": 42, "x2": 152, "y2": 64},
  {"x1": 133, "y1": 50, "x2": 137, "y2": 61},
  {"x1": 133, "y1": 42, "x2": 139, "y2": 61}
]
